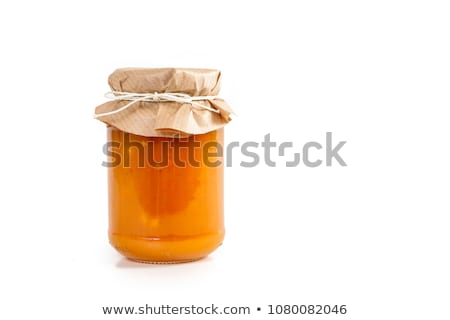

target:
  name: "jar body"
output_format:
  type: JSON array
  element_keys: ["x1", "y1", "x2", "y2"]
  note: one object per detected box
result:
[{"x1": 107, "y1": 127, "x2": 224, "y2": 263}]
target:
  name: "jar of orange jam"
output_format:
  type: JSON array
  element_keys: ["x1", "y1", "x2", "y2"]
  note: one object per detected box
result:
[{"x1": 94, "y1": 68, "x2": 233, "y2": 263}]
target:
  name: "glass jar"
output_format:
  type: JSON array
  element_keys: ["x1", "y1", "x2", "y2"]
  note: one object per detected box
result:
[
  {"x1": 95, "y1": 68, "x2": 233, "y2": 263},
  {"x1": 107, "y1": 127, "x2": 224, "y2": 263}
]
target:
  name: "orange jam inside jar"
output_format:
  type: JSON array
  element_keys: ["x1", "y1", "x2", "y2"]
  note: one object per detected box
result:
[
  {"x1": 107, "y1": 127, "x2": 224, "y2": 263},
  {"x1": 94, "y1": 68, "x2": 233, "y2": 263}
]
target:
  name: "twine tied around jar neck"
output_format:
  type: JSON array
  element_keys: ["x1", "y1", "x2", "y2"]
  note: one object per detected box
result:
[{"x1": 94, "y1": 91, "x2": 220, "y2": 119}]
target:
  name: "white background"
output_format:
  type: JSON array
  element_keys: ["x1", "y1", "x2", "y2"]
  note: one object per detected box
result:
[{"x1": 0, "y1": 1, "x2": 449, "y2": 319}]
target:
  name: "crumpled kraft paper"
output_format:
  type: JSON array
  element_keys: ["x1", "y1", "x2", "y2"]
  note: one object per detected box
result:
[{"x1": 94, "y1": 68, "x2": 234, "y2": 137}]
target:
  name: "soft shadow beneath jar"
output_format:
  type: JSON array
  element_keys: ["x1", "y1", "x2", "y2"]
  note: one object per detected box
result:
[{"x1": 115, "y1": 256, "x2": 213, "y2": 269}]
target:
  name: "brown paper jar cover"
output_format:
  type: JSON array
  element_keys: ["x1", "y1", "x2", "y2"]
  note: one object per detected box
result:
[{"x1": 94, "y1": 68, "x2": 234, "y2": 137}]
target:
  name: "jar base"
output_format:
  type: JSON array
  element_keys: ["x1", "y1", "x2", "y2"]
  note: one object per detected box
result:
[
  {"x1": 109, "y1": 232, "x2": 224, "y2": 263},
  {"x1": 127, "y1": 257, "x2": 204, "y2": 265}
]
